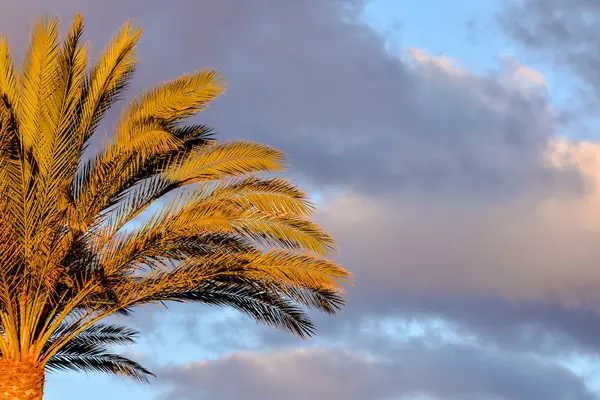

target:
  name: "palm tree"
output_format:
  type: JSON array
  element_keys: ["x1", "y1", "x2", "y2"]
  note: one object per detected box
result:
[{"x1": 0, "y1": 13, "x2": 350, "y2": 399}]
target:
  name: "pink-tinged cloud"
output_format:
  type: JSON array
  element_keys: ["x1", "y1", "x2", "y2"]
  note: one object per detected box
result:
[
  {"x1": 156, "y1": 344, "x2": 595, "y2": 400},
  {"x1": 3, "y1": 0, "x2": 600, "y2": 398}
]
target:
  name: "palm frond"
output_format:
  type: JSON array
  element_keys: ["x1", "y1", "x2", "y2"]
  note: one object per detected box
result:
[
  {"x1": 163, "y1": 140, "x2": 287, "y2": 184},
  {"x1": 114, "y1": 69, "x2": 224, "y2": 142},
  {"x1": 19, "y1": 15, "x2": 60, "y2": 151},
  {"x1": 0, "y1": 36, "x2": 19, "y2": 114},
  {"x1": 77, "y1": 20, "x2": 141, "y2": 149},
  {"x1": 0, "y1": 14, "x2": 351, "y2": 385},
  {"x1": 46, "y1": 350, "x2": 154, "y2": 383}
]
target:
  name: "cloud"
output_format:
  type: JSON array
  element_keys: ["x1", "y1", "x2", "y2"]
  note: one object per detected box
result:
[
  {"x1": 156, "y1": 342, "x2": 596, "y2": 400},
  {"x1": 5, "y1": 0, "x2": 600, "y2": 398},
  {"x1": 322, "y1": 140, "x2": 600, "y2": 303},
  {"x1": 498, "y1": 0, "x2": 600, "y2": 120},
  {"x1": 0, "y1": 0, "x2": 578, "y2": 202},
  {"x1": 297, "y1": 138, "x2": 600, "y2": 351},
  {"x1": 48, "y1": 0, "x2": 593, "y2": 361},
  {"x1": 16, "y1": 0, "x2": 591, "y2": 359},
  {"x1": 178, "y1": 3, "x2": 576, "y2": 203},
  {"x1": 233, "y1": 139, "x2": 600, "y2": 356}
]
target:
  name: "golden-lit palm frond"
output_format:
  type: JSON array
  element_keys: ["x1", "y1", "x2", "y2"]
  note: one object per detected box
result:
[
  {"x1": 163, "y1": 140, "x2": 287, "y2": 183},
  {"x1": 19, "y1": 16, "x2": 60, "y2": 151},
  {"x1": 44, "y1": 324, "x2": 154, "y2": 382},
  {"x1": 77, "y1": 20, "x2": 141, "y2": 147},
  {"x1": 0, "y1": 36, "x2": 19, "y2": 120},
  {"x1": 74, "y1": 71, "x2": 225, "y2": 233},
  {"x1": 115, "y1": 69, "x2": 225, "y2": 139},
  {"x1": 0, "y1": 13, "x2": 351, "y2": 385}
]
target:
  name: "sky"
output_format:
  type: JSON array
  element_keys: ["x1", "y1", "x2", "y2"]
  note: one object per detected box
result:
[{"x1": 4, "y1": 0, "x2": 600, "y2": 399}]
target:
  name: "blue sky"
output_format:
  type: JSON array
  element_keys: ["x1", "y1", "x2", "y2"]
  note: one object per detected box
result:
[
  {"x1": 364, "y1": 0, "x2": 509, "y2": 71},
  {"x1": 4, "y1": 0, "x2": 600, "y2": 399},
  {"x1": 364, "y1": 0, "x2": 589, "y2": 135}
]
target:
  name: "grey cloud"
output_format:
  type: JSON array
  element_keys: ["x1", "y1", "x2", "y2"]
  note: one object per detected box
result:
[
  {"x1": 171, "y1": 155, "x2": 600, "y2": 361},
  {"x1": 1, "y1": 0, "x2": 579, "y2": 341},
  {"x1": 297, "y1": 185, "x2": 600, "y2": 353},
  {"x1": 208, "y1": 174, "x2": 600, "y2": 356},
  {"x1": 156, "y1": 343, "x2": 596, "y2": 400},
  {"x1": 498, "y1": 0, "x2": 600, "y2": 121},
  {"x1": 3, "y1": 1, "x2": 600, "y2": 398},
  {"x1": 10, "y1": 0, "x2": 588, "y2": 360},
  {"x1": 498, "y1": 0, "x2": 600, "y2": 49},
  {"x1": 156, "y1": 0, "x2": 578, "y2": 203},
  {"x1": 201, "y1": 295, "x2": 600, "y2": 359},
  {"x1": 64, "y1": 0, "x2": 600, "y2": 365},
  {"x1": 0, "y1": 0, "x2": 579, "y2": 203}
]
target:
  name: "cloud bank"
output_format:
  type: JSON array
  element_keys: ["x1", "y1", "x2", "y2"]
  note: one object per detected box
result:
[{"x1": 4, "y1": 0, "x2": 600, "y2": 399}]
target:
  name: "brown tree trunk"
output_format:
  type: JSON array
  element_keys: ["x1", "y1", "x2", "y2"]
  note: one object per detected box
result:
[{"x1": 0, "y1": 358, "x2": 45, "y2": 399}]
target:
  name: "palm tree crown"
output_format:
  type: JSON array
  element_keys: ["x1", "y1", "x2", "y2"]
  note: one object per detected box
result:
[{"x1": 0, "y1": 13, "x2": 350, "y2": 385}]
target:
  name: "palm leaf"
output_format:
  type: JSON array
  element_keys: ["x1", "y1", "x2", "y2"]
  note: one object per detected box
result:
[{"x1": 0, "y1": 14, "x2": 351, "y2": 385}]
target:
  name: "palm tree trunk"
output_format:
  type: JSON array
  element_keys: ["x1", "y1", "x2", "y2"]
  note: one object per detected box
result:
[{"x1": 0, "y1": 358, "x2": 45, "y2": 399}]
